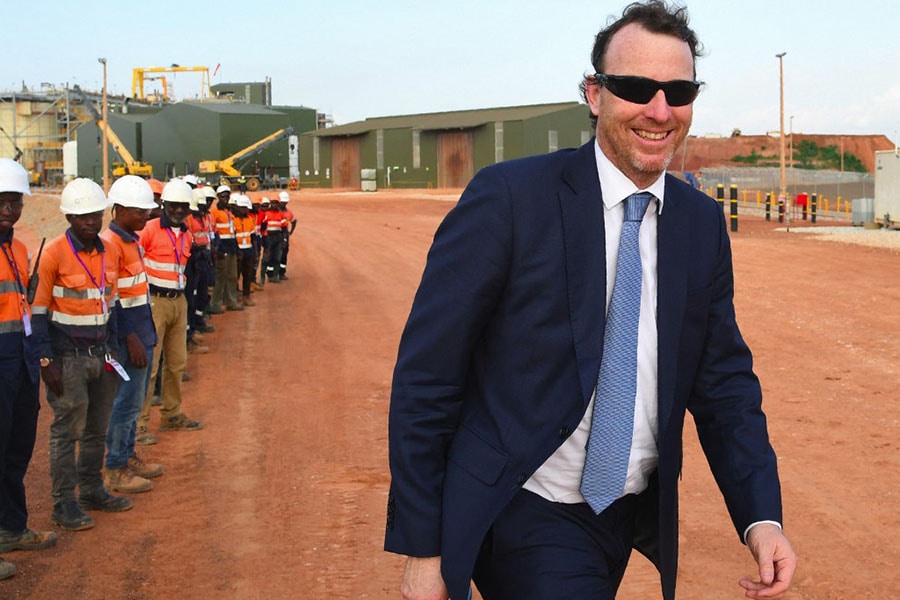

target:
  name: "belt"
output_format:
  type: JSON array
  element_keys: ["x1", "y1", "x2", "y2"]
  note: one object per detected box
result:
[
  {"x1": 150, "y1": 289, "x2": 182, "y2": 299},
  {"x1": 61, "y1": 344, "x2": 109, "y2": 358}
]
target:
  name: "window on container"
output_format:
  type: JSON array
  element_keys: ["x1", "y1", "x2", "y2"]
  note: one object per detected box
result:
[
  {"x1": 412, "y1": 129, "x2": 421, "y2": 169},
  {"x1": 548, "y1": 130, "x2": 559, "y2": 152},
  {"x1": 581, "y1": 130, "x2": 592, "y2": 145},
  {"x1": 494, "y1": 122, "x2": 504, "y2": 163},
  {"x1": 377, "y1": 130, "x2": 384, "y2": 170},
  {"x1": 313, "y1": 138, "x2": 320, "y2": 173}
]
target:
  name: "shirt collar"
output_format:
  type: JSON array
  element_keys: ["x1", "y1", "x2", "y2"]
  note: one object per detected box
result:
[
  {"x1": 594, "y1": 139, "x2": 666, "y2": 214},
  {"x1": 109, "y1": 221, "x2": 140, "y2": 243}
]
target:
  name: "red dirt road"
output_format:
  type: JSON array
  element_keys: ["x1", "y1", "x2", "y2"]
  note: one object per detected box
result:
[{"x1": 3, "y1": 189, "x2": 899, "y2": 599}]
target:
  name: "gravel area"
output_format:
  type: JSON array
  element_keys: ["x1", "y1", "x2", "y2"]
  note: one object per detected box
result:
[{"x1": 783, "y1": 225, "x2": 900, "y2": 251}]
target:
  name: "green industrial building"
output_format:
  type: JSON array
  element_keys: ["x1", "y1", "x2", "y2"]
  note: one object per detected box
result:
[
  {"x1": 78, "y1": 101, "x2": 318, "y2": 183},
  {"x1": 299, "y1": 102, "x2": 591, "y2": 189}
]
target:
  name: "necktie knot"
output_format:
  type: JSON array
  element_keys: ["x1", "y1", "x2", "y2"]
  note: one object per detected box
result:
[{"x1": 625, "y1": 192, "x2": 653, "y2": 222}]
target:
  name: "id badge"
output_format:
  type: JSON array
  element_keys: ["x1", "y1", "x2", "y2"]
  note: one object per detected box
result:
[
  {"x1": 105, "y1": 354, "x2": 131, "y2": 382},
  {"x1": 22, "y1": 312, "x2": 32, "y2": 337}
]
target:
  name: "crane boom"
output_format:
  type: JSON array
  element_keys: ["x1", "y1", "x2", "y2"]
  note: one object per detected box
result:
[
  {"x1": 199, "y1": 126, "x2": 295, "y2": 191},
  {"x1": 73, "y1": 85, "x2": 152, "y2": 178}
]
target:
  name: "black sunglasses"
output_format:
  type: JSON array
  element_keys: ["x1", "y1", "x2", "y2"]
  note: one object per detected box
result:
[{"x1": 593, "y1": 73, "x2": 702, "y2": 107}]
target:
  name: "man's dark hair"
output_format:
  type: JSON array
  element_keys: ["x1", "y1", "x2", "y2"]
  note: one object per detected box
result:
[{"x1": 579, "y1": 1, "x2": 703, "y2": 128}]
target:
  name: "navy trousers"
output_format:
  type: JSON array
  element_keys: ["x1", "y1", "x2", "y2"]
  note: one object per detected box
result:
[
  {"x1": 0, "y1": 357, "x2": 40, "y2": 533},
  {"x1": 472, "y1": 489, "x2": 637, "y2": 600}
]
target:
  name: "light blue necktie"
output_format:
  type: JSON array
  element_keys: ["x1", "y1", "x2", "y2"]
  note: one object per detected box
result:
[{"x1": 580, "y1": 191, "x2": 653, "y2": 514}]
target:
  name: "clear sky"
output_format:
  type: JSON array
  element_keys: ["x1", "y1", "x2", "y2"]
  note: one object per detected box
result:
[{"x1": 5, "y1": 0, "x2": 898, "y2": 143}]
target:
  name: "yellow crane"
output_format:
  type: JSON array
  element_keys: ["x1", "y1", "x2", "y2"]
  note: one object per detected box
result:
[
  {"x1": 132, "y1": 66, "x2": 210, "y2": 101},
  {"x1": 199, "y1": 127, "x2": 295, "y2": 192},
  {"x1": 74, "y1": 86, "x2": 153, "y2": 178}
]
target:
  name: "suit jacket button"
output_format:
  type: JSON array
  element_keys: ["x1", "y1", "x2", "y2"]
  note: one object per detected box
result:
[
  {"x1": 517, "y1": 474, "x2": 527, "y2": 485},
  {"x1": 559, "y1": 426, "x2": 571, "y2": 438}
]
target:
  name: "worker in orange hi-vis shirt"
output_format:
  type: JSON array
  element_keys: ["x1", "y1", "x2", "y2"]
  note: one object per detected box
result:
[{"x1": 31, "y1": 178, "x2": 131, "y2": 532}]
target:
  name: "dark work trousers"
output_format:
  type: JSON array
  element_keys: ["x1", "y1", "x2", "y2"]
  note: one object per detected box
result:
[
  {"x1": 186, "y1": 247, "x2": 211, "y2": 335},
  {"x1": 280, "y1": 233, "x2": 291, "y2": 277},
  {"x1": 472, "y1": 489, "x2": 637, "y2": 600},
  {"x1": 238, "y1": 249, "x2": 255, "y2": 297},
  {"x1": 0, "y1": 356, "x2": 40, "y2": 533},
  {"x1": 265, "y1": 232, "x2": 284, "y2": 281},
  {"x1": 46, "y1": 354, "x2": 119, "y2": 503}
]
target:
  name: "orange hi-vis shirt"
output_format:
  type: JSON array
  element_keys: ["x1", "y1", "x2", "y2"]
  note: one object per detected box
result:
[
  {"x1": 31, "y1": 230, "x2": 118, "y2": 356},
  {"x1": 101, "y1": 222, "x2": 157, "y2": 348},
  {"x1": 210, "y1": 206, "x2": 238, "y2": 253},
  {"x1": 187, "y1": 213, "x2": 212, "y2": 248},
  {"x1": 139, "y1": 215, "x2": 193, "y2": 293},
  {"x1": 234, "y1": 215, "x2": 256, "y2": 251},
  {"x1": 0, "y1": 229, "x2": 40, "y2": 380},
  {"x1": 264, "y1": 209, "x2": 285, "y2": 234}
]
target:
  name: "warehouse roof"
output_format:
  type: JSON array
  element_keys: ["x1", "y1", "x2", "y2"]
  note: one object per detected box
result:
[{"x1": 307, "y1": 102, "x2": 582, "y2": 137}]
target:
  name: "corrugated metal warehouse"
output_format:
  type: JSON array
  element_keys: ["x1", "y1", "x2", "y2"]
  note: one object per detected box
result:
[
  {"x1": 77, "y1": 102, "x2": 318, "y2": 182},
  {"x1": 299, "y1": 102, "x2": 591, "y2": 189}
]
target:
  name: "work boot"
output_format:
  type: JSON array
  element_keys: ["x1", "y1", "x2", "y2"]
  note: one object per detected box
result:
[
  {"x1": 187, "y1": 339, "x2": 209, "y2": 354},
  {"x1": 225, "y1": 303, "x2": 245, "y2": 311},
  {"x1": 128, "y1": 453, "x2": 164, "y2": 479},
  {"x1": 250, "y1": 282, "x2": 264, "y2": 292},
  {"x1": 242, "y1": 295, "x2": 256, "y2": 307},
  {"x1": 280, "y1": 273, "x2": 289, "y2": 280},
  {"x1": 103, "y1": 467, "x2": 152, "y2": 494},
  {"x1": 182, "y1": 372, "x2": 192, "y2": 382},
  {"x1": 78, "y1": 488, "x2": 134, "y2": 513},
  {"x1": 196, "y1": 322, "x2": 216, "y2": 333},
  {"x1": 192, "y1": 332, "x2": 206, "y2": 343},
  {"x1": 51, "y1": 501, "x2": 95, "y2": 531},
  {"x1": 159, "y1": 413, "x2": 204, "y2": 431},
  {"x1": 0, "y1": 528, "x2": 58, "y2": 552},
  {"x1": 206, "y1": 304, "x2": 224, "y2": 315},
  {"x1": 0, "y1": 558, "x2": 15, "y2": 580},
  {"x1": 269, "y1": 273, "x2": 282, "y2": 284},
  {"x1": 135, "y1": 426, "x2": 158, "y2": 446}
]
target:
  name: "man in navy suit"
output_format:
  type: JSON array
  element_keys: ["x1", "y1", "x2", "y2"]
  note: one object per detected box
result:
[{"x1": 385, "y1": 2, "x2": 797, "y2": 599}]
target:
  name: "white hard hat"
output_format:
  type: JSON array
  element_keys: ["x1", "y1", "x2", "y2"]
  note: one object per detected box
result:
[
  {"x1": 183, "y1": 174, "x2": 200, "y2": 187},
  {"x1": 260, "y1": 196, "x2": 271, "y2": 204},
  {"x1": 278, "y1": 191, "x2": 290, "y2": 204},
  {"x1": 216, "y1": 184, "x2": 231, "y2": 195},
  {"x1": 190, "y1": 188, "x2": 205, "y2": 211},
  {"x1": 0, "y1": 158, "x2": 31, "y2": 196},
  {"x1": 108, "y1": 175, "x2": 156, "y2": 210},
  {"x1": 161, "y1": 178, "x2": 193, "y2": 204},
  {"x1": 237, "y1": 196, "x2": 253, "y2": 209},
  {"x1": 227, "y1": 193, "x2": 240, "y2": 206},
  {"x1": 202, "y1": 186, "x2": 217, "y2": 200},
  {"x1": 60, "y1": 178, "x2": 107, "y2": 215}
]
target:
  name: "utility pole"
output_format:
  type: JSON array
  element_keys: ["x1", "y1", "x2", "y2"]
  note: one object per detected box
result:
[
  {"x1": 98, "y1": 58, "x2": 109, "y2": 192},
  {"x1": 776, "y1": 52, "x2": 789, "y2": 229}
]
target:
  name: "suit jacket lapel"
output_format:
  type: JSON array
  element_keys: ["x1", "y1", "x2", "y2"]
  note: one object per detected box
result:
[
  {"x1": 559, "y1": 141, "x2": 606, "y2": 407},
  {"x1": 656, "y1": 176, "x2": 690, "y2": 435}
]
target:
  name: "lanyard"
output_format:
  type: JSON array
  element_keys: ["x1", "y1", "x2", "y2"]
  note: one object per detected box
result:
[
  {"x1": 164, "y1": 227, "x2": 186, "y2": 288},
  {"x1": 0, "y1": 240, "x2": 31, "y2": 335},
  {"x1": 66, "y1": 231, "x2": 108, "y2": 315}
]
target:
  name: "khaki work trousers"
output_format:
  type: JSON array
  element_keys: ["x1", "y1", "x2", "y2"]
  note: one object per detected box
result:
[{"x1": 138, "y1": 294, "x2": 187, "y2": 429}]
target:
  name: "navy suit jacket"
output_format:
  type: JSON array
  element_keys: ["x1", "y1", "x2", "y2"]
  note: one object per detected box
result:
[{"x1": 385, "y1": 141, "x2": 782, "y2": 600}]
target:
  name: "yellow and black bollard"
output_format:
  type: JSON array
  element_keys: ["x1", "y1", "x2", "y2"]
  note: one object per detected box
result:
[
  {"x1": 765, "y1": 192, "x2": 772, "y2": 221},
  {"x1": 716, "y1": 184, "x2": 725, "y2": 211},
  {"x1": 811, "y1": 193, "x2": 817, "y2": 224},
  {"x1": 729, "y1": 184, "x2": 738, "y2": 232}
]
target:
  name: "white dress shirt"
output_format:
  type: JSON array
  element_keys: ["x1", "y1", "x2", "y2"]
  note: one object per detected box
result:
[{"x1": 524, "y1": 140, "x2": 664, "y2": 504}]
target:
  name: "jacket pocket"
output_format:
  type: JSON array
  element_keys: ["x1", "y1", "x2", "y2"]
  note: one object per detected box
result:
[{"x1": 447, "y1": 426, "x2": 508, "y2": 486}]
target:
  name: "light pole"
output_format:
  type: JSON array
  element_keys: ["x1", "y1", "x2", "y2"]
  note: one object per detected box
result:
[
  {"x1": 98, "y1": 58, "x2": 109, "y2": 192},
  {"x1": 789, "y1": 115, "x2": 794, "y2": 196},
  {"x1": 776, "y1": 52, "x2": 789, "y2": 228}
]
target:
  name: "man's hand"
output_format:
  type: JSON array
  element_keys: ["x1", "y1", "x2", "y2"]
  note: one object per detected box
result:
[
  {"x1": 40, "y1": 361, "x2": 64, "y2": 398},
  {"x1": 125, "y1": 333, "x2": 148, "y2": 369},
  {"x1": 740, "y1": 523, "x2": 797, "y2": 598},
  {"x1": 401, "y1": 556, "x2": 448, "y2": 600}
]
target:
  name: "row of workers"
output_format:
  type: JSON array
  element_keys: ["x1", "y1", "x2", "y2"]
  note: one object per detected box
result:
[{"x1": 0, "y1": 160, "x2": 297, "y2": 580}]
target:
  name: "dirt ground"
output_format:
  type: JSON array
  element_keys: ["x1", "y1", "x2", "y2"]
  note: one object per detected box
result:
[{"x1": 2, "y1": 187, "x2": 898, "y2": 599}]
